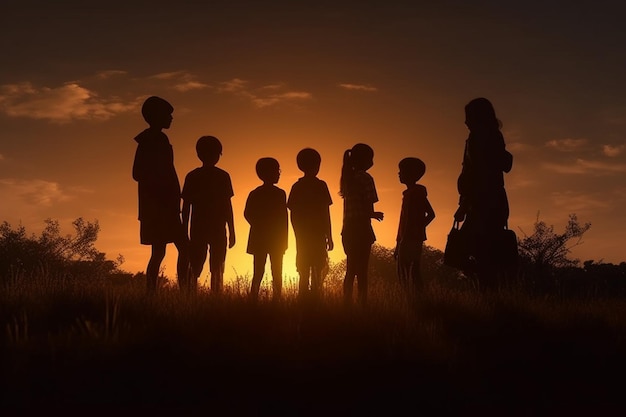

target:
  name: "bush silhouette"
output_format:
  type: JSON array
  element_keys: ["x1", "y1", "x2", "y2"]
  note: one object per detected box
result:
[
  {"x1": 517, "y1": 213, "x2": 591, "y2": 292},
  {"x1": 0, "y1": 218, "x2": 122, "y2": 284}
]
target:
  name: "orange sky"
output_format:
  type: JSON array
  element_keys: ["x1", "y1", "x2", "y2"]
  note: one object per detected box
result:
[{"x1": 1, "y1": 2, "x2": 625, "y2": 282}]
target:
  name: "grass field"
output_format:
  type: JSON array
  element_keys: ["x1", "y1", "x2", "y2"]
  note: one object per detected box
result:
[{"x1": 2, "y1": 273, "x2": 626, "y2": 415}]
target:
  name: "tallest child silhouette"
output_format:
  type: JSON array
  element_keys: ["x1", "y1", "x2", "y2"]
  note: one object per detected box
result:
[{"x1": 132, "y1": 96, "x2": 189, "y2": 293}]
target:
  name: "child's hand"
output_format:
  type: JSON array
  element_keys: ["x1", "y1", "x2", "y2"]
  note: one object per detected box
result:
[
  {"x1": 373, "y1": 211, "x2": 384, "y2": 221},
  {"x1": 454, "y1": 207, "x2": 466, "y2": 222}
]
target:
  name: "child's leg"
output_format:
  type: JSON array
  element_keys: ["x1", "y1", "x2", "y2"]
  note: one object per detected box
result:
[
  {"x1": 342, "y1": 237, "x2": 355, "y2": 303},
  {"x1": 209, "y1": 262, "x2": 225, "y2": 295},
  {"x1": 269, "y1": 252, "x2": 283, "y2": 300},
  {"x1": 189, "y1": 240, "x2": 208, "y2": 292},
  {"x1": 343, "y1": 256, "x2": 357, "y2": 303},
  {"x1": 396, "y1": 243, "x2": 414, "y2": 295},
  {"x1": 295, "y1": 250, "x2": 309, "y2": 296},
  {"x1": 396, "y1": 256, "x2": 410, "y2": 292},
  {"x1": 250, "y1": 254, "x2": 267, "y2": 299},
  {"x1": 310, "y1": 266, "x2": 321, "y2": 299},
  {"x1": 147, "y1": 243, "x2": 167, "y2": 293},
  {"x1": 355, "y1": 244, "x2": 372, "y2": 305},
  {"x1": 411, "y1": 244, "x2": 424, "y2": 297},
  {"x1": 209, "y1": 237, "x2": 227, "y2": 294},
  {"x1": 189, "y1": 240, "x2": 207, "y2": 279},
  {"x1": 298, "y1": 267, "x2": 311, "y2": 298},
  {"x1": 174, "y1": 235, "x2": 190, "y2": 292},
  {"x1": 310, "y1": 255, "x2": 326, "y2": 299},
  {"x1": 298, "y1": 271, "x2": 309, "y2": 299},
  {"x1": 396, "y1": 256, "x2": 408, "y2": 290}
]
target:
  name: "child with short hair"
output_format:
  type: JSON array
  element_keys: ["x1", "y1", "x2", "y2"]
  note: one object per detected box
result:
[
  {"x1": 395, "y1": 157, "x2": 435, "y2": 299},
  {"x1": 287, "y1": 148, "x2": 334, "y2": 300},
  {"x1": 244, "y1": 157, "x2": 288, "y2": 301},
  {"x1": 182, "y1": 136, "x2": 235, "y2": 294},
  {"x1": 132, "y1": 96, "x2": 189, "y2": 293}
]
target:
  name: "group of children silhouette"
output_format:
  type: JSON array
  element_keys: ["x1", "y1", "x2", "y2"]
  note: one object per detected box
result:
[{"x1": 133, "y1": 95, "x2": 435, "y2": 304}]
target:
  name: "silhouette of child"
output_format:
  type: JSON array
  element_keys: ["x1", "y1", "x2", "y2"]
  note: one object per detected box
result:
[
  {"x1": 394, "y1": 157, "x2": 435, "y2": 299},
  {"x1": 287, "y1": 148, "x2": 334, "y2": 301},
  {"x1": 244, "y1": 157, "x2": 287, "y2": 301},
  {"x1": 132, "y1": 96, "x2": 189, "y2": 293},
  {"x1": 182, "y1": 136, "x2": 235, "y2": 294},
  {"x1": 340, "y1": 143, "x2": 384, "y2": 305}
]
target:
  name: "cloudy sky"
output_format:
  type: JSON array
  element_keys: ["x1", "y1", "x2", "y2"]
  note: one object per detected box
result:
[{"x1": 2, "y1": 1, "x2": 625, "y2": 281}]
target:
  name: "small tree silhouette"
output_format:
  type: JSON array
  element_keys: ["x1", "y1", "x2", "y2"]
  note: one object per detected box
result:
[
  {"x1": 517, "y1": 213, "x2": 591, "y2": 291},
  {"x1": 0, "y1": 218, "x2": 122, "y2": 284}
]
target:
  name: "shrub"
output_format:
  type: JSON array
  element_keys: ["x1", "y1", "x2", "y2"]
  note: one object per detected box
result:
[{"x1": 0, "y1": 218, "x2": 122, "y2": 285}]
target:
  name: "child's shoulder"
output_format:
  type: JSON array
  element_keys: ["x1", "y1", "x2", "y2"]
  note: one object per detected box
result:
[
  {"x1": 310, "y1": 177, "x2": 330, "y2": 191},
  {"x1": 407, "y1": 184, "x2": 428, "y2": 197},
  {"x1": 246, "y1": 186, "x2": 262, "y2": 201},
  {"x1": 185, "y1": 166, "x2": 203, "y2": 177},
  {"x1": 212, "y1": 165, "x2": 231, "y2": 175},
  {"x1": 206, "y1": 165, "x2": 232, "y2": 180},
  {"x1": 188, "y1": 165, "x2": 231, "y2": 178},
  {"x1": 134, "y1": 128, "x2": 167, "y2": 144},
  {"x1": 311, "y1": 176, "x2": 328, "y2": 185},
  {"x1": 268, "y1": 185, "x2": 287, "y2": 200},
  {"x1": 355, "y1": 170, "x2": 374, "y2": 182},
  {"x1": 295, "y1": 176, "x2": 327, "y2": 186},
  {"x1": 249, "y1": 185, "x2": 285, "y2": 200}
]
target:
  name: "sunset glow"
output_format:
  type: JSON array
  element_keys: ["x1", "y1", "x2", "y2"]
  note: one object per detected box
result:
[{"x1": 2, "y1": 2, "x2": 625, "y2": 283}]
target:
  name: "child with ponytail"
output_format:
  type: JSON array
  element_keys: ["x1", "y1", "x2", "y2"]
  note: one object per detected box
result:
[{"x1": 339, "y1": 143, "x2": 384, "y2": 305}]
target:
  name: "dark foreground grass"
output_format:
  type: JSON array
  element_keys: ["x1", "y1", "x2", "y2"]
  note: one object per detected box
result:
[{"x1": 1, "y1": 277, "x2": 626, "y2": 415}]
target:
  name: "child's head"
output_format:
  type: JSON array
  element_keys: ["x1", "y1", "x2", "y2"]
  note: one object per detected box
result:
[
  {"x1": 296, "y1": 148, "x2": 321, "y2": 176},
  {"x1": 398, "y1": 157, "x2": 426, "y2": 185},
  {"x1": 256, "y1": 157, "x2": 280, "y2": 184},
  {"x1": 464, "y1": 97, "x2": 501, "y2": 132},
  {"x1": 339, "y1": 143, "x2": 374, "y2": 197},
  {"x1": 196, "y1": 136, "x2": 222, "y2": 166},
  {"x1": 141, "y1": 96, "x2": 174, "y2": 129},
  {"x1": 349, "y1": 143, "x2": 374, "y2": 171}
]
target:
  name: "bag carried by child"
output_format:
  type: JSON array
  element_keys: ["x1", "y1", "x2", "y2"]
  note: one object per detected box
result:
[
  {"x1": 444, "y1": 220, "x2": 518, "y2": 271},
  {"x1": 443, "y1": 221, "x2": 475, "y2": 271},
  {"x1": 494, "y1": 223, "x2": 519, "y2": 269}
]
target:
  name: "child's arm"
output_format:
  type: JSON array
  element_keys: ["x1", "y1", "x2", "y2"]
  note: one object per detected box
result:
[
  {"x1": 369, "y1": 203, "x2": 384, "y2": 222},
  {"x1": 365, "y1": 174, "x2": 384, "y2": 221},
  {"x1": 132, "y1": 145, "x2": 146, "y2": 182},
  {"x1": 371, "y1": 210, "x2": 384, "y2": 221},
  {"x1": 226, "y1": 198, "x2": 235, "y2": 248},
  {"x1": 132, "y1": 144, "x2": 159, "y2": 186},
  {"x1": 424, "y1": 198, "x2": 435, "y2": 227},
  {"x1": 454, "y1": 205, "x2": 466, "y2": 222},
  {"x1": 181, "y1": 200, "x2": 191, "y2": 237},
  {"x1": 244, "y1": 193, "x2": 254, "y2": 225},
  {"x1": 325, "y1": 207, "x2": 334, "y2": 251}
]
